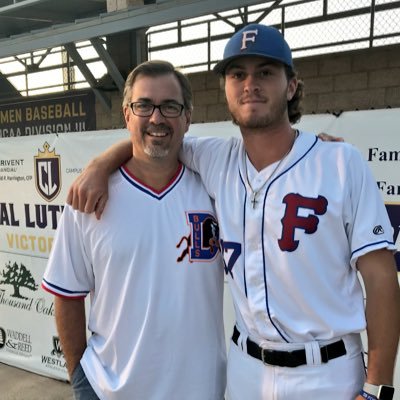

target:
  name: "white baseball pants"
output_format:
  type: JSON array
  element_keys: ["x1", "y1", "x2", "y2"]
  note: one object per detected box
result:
[{"x1": 226, "y1": 333, "x2": 365, "y2": 400}]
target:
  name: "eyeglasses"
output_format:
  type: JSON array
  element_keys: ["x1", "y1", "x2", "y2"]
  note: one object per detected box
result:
[{"x1": 128, "y1": 102, "x2": 185, "y2": 118}]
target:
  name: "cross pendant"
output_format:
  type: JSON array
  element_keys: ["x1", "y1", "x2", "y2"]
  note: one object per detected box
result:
[{"x1": 251, "y1": 194, "x2": 257, "y2": 208}]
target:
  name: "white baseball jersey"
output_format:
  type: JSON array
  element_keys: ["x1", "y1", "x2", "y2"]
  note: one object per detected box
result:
[
  {"x1": 42, "y1": 164, "x2": 226, "y2": 400},
  {"x1": 181, "y1": 131, "x2": 396, "y2": 344}
]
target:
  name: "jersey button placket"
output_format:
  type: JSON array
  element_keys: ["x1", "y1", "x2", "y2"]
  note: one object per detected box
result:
[{"x1": 244, "y1": 186, "x2": 268, "y2": 331}]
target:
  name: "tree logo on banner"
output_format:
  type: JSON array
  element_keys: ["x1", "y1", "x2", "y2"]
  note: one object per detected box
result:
[
  {"x1": 34, "y1": 142, "x2": 61, "y2": 202},
  {"x1": 0, "y1": 261, "x2": 38, "y2": 299}
]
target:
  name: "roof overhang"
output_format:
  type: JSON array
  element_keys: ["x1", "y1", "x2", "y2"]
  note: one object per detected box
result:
[{"x1": 0, "y1": 0, "x2": 263, "y2": 58}]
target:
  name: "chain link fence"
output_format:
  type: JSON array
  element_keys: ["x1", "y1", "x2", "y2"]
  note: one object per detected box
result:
[{"x1": 147, "y1": 0, "x2": 400, "y2": 72}]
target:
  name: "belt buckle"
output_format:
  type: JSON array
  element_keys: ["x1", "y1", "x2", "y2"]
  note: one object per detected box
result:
[
  {"x1": 261, "y1": 347, "x2": 304, "y2": 368},
  {"x1": 320, "y1": 344, "x2": 329, "y2": 363},
  {"x1": 261, "y1": 348, "x2": 275, "y2": 366}
]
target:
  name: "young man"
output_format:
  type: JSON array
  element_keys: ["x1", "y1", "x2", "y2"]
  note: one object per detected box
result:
[
  {"x1": 42, "y1": 61, "x2": 226, "y2": 400},
  {"x1": 67, "y1": 25, "x2": 399, "y2": 400}
]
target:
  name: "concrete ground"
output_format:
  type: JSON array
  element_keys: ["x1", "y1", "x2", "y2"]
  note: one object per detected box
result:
[{"x1": 0, "y1": 362, "x2": 73, "y2": 400}]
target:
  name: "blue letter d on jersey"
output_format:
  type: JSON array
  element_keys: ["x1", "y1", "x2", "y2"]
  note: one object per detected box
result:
[{"x1": 187, "y1": 213, "x2": 220, "y2": 261}]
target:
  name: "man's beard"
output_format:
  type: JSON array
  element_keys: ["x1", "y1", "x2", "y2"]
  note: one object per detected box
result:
[
  {"x1": 143, "y1": 140, "x2": 170, "y2": 158},
  {"x1": 230, "y1": 95, "x2": 288, "y2": 130},
  {"x1": 142, "y1": 124, "x2": 171, "y2": 158}
]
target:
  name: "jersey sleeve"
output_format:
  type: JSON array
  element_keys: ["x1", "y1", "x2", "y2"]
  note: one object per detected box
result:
[
  {"x1": 42, "y1": 204, "x2": 94, "y2": 298},
  {"x1": 345, "y1": 146, "x2": 396, "y2": 267},
  {"x1": 180, "y1": 136, "x2": 238, "y2": 198}
]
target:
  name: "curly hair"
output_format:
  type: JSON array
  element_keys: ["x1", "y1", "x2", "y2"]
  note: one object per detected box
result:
[{"x1": 285, "y1": 65, "x2": 304, "y2": 125}]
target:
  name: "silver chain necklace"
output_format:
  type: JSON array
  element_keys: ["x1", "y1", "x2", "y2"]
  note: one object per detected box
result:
[{"x1": 244, "y1": 130, "x2": 299, "y2": 209}]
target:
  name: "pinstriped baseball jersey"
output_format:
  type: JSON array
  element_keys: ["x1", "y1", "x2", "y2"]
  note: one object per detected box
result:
[
  {"x1": 182, "y1": 131, "x2": 396, "y2": 344},
  {"x1": 42, "y1": 164, "x2": 226, "y2": 400}
]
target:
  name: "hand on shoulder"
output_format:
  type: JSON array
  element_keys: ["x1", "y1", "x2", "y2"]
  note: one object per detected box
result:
[
  {"x1": 317, "y1": 132, "x2": 344, "y2": 142},
  {"x1": 66, "y1": 158, "x2": 109, "y2": 220}
]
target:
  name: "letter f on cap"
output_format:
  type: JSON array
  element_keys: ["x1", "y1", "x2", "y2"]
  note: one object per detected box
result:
[{"x1": 241, "y1": 29, "x2": 258, "y2": 50}]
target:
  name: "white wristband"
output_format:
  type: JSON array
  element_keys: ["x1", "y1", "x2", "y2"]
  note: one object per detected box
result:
[{"x1": 363, "y1": 383, "x2": 379, "y2": 397}]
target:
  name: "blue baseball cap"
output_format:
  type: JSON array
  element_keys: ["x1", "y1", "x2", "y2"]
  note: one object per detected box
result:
[{"x1": 214, "y1": 23, "x2": 293, "y2": 74}]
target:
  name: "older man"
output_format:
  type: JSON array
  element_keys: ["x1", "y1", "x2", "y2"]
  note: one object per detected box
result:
[{"x1": 42, "y1": 60, "x2": 226, "y2": 400}]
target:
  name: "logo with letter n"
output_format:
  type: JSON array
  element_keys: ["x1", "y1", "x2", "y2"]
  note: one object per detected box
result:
[{"x1": 34, "y1": 142, "x2": 61, "y2": 202}]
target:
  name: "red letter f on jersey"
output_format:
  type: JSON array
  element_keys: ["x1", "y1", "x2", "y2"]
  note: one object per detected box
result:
[{"x1": 278, "y1": 193, "x2": 328, "y2": 252}]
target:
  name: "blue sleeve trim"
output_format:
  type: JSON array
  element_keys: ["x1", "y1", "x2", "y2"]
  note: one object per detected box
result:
[
  {"x1": 351, "y1": 240, "x2": 395, "y2": 258},
  {"x1": 42, "y1": 277, "x2": 90, "y2": 295}
]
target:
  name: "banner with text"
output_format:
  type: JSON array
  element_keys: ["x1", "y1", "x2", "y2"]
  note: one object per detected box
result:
[
  {"x1": 0, "y1": 130, "x2": 127, "y2": 379},
  {"x1": 0, "y1": 91, "x2": 96, "y2": 138}
]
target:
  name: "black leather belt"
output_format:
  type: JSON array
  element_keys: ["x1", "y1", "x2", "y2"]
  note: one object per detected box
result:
[{"x1": 232, "y1": 326, "x2": 346, "y2": 368}]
